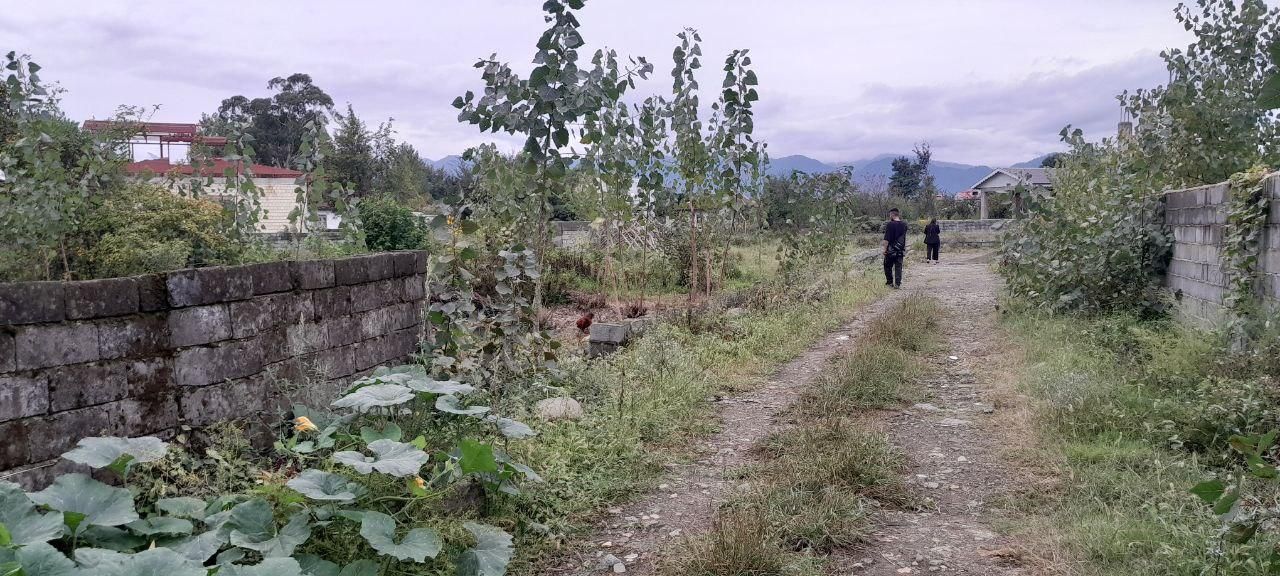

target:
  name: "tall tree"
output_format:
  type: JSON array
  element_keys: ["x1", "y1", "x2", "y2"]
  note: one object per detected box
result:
[
  {"x1": 326, "y1": 104, "x2": 377, "y2": 195},
  {"x1": 203, "y1": 73, "x2": 334, "y2": 167}
]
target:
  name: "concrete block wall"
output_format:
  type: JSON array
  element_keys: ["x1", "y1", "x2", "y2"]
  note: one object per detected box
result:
[
  {"x1": 937, "y1": 219, "x2": 1008, "y2": 234},
  {"x1": 1163, "y1": 173, "x2": 1280, "y2": 328},
  {"x1": 0, "y1": 251, "x2": 427, "y2": 487}
]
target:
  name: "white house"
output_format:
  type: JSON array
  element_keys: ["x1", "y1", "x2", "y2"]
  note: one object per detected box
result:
[
  {"x1": 969, "y1": 167, "x2": 1054, "y2": 219},
  {"x1": 125, "y1": 158, "x2": 306, "y2": 233}
]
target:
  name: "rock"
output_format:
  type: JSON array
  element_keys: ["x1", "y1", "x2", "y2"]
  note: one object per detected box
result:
[
  {"x1": 924, "y1": 482, "x2": 940, "y2": 489},
  {"x1": 913, "y1": 403, "x2": 942, "y2": 412},
  {"x1": 598, "y1": 554, "x2": 622, "y2": 570},
  {"x1": 974, "y1": 402, "x2": 995, "y2": 413},
  {"x1": 957, "y1": 456, "x2": 969, "y2": 463},
  {"x1": 725, "y1": 307, "x2": 748, "y2": 318},
  {"x1": 613, "y1": 563, "x2": 627, "y2": 573},
  {"x1": 938, "y1": 417, "x2": 970, "y2": 427},
  {"x1": 536, "y1": 397, "x2": 584, "y2": 420}
]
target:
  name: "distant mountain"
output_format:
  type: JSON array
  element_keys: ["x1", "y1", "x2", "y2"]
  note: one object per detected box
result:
[
  {"x1": 764, "y1": 153, "x2": 1049, "y2": 194},
  {"x1": 425, "y1": 155, "x2": 466, "y2": 174}
]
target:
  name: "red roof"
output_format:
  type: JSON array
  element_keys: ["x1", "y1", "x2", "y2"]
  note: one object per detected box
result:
[
  {"x1": 125, "y1": 158, "x2": 303, "y2": 178},
  {"x1": 955, "y1": 189, "x2": 980, "y2": 200},
  {"x1": 83, "y1": 121, "x2": 227, "y2": 145}
]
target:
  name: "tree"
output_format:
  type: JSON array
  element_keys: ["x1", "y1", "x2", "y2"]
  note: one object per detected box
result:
[
  {"x1": 1039, "y1": 152, "x2": 1065, "y2": 168},
  {"x1": 1121, "y1": 0, "x2": 1280, "y2": 187},
  {"x1": 887, "y1": 142, "x2": 933, "y2": 201},
  {"x1": 203, "y1": 73, "x2": 335, "y2": 167},
  {"x1": 326, "y1": 104, "x2": 377, "y2": 195}
]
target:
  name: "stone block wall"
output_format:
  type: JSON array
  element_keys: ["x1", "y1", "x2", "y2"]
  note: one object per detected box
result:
[
  {"x1": 937, "y1": 219, "x2": 1008, "y2": 233},
  {"x1": 0, "y1": 251, "x2": 427, "y2": 487},
  {"x1": 1164, "y1": 173, "x2": 1280, "y2": 328}
]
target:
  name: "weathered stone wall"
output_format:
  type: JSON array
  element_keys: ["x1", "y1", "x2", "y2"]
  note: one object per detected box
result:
[
  {"x1": 0, "y1": 252, "x2": 427, "y2": 487},
  {"x1": 937, "y1": 219, "x2": 1008, "y2": 233},
  {"x1": 1164, "y1": 173, "x2": 1280, "y2": 328}
]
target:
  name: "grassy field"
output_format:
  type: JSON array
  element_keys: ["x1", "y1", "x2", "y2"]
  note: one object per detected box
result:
[{"x1": 999, "y1": 310, "x2": 1280, "y2": 576}]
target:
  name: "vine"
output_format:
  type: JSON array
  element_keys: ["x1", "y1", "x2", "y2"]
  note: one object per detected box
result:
[{"x1": 1221, "y1": 165, "x2": 1272, "y2": 320}]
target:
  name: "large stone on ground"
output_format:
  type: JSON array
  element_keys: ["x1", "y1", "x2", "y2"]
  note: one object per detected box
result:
[{"x1": 535, "y1": 397, "x2": 584, "y2": 421}]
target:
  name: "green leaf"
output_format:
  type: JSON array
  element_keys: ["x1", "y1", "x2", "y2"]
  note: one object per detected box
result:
[
  {"x1": 0, "y1": 482, "x2": 63, "y2": 545},
  {"x1": 1190, "y1": 479, "x2": 1225, "y2": 504},
  {"x1": 1260, "y1": 71, "x2": 1280, "y2": 110},
  {"x1": 286, "y1": 469, "x2": 366, "y2": 503},
  {"x1": 160, "y1": 530, "x2": 226, "y2": 564},
  {"x1": 436, "y1": 395, "x2": 490, "y2": 416},
  {"x1": 155, "y1": 497, "x2": 207, "y2": 521},
  {"x1": 459, "y1": 440, "x2": 498, "y2": 474},
  {"x1": 1213, "y1": 490, "x2": 1240, "y2": 516},
  {"x1": 359, "y1": 422, "x2": 403, "y2": 444},
  {"x1": 6, "y1": 542, "x2": 76, "y2": 576},
  {"x1": 227, "y1": 500, "x2": 311, "y2": 557},
  {"x1": 333, "y1": 440, "x2": 429, "y2": 477},
  {"x1": 331, "y1": 384, "x2": 414, "y2": 413},
  {"x1": 405, "y1": 378, "x2": 475, "y2": 396},
  {"x1": 62, "y1": 436, "x2": 168, "y2": 472},
  {"x1": 95, "y1": 547, "x2": 206, "y2": 576},
  {"x1": 29, "y1": 474, "x2": 138, "y2": 532},
  {"x1": 460, "y1": 220, "x2": 480, "y2": 234},
  {"x1": 489, "y1": 416, "x2": 536, "y2": 439},
  {"x1": 457, "y1": 522, "x2": 514, "y2": 576},
  {"x1": 337, "y1": 560, "x2": 379, "y2": 576},
  {"x1": 359, "y1": 511, "x2": 441, "y2": 563},
  {"x1": 126, "y1": 516, "x2": 195, "y2": 536},
  {"x1": 494, "y1": 449, "x2": 543, "y2": 482},
  {"x1": 217, "y1": 558, "x2": 305, "y2": 576},
  {"x1": 295, "y1": 554, "x2": 338, "y2": 576}
]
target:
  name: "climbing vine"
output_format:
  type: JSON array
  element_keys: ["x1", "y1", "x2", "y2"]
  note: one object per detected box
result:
[{"x1": 1221, "y1": 165, "x2": 1272, "y2": 318}]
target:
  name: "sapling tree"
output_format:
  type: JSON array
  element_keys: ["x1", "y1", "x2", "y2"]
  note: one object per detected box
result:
[
  {"x1": 453, "y1": 0, "x2": 652, "y2": 311},
  {"x1": 708, "y1": 48, "x2": 765, "y2": 286},
  {"x1": 666, "y1": 28, "x2": 714, "y2": 316}
]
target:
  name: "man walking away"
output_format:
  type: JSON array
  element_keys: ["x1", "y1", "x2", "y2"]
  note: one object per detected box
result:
[
  {"x1": 924, "y1": 217, "x2": 941, "y2": 264},
  {"x1": 882, "y1": 208, "x2": 907, "y2": 288}
]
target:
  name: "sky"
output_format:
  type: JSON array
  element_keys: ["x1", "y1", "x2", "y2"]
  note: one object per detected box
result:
[{"x1": 3, "y1": 0, "x2": 1205, "y2": 166}]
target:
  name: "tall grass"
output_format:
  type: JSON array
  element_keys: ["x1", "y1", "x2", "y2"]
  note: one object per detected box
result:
[{"x1": 660, "y1": 295, "x2": 942, "y2": 575}]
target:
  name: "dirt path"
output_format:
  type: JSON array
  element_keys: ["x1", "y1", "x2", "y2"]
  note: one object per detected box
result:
[
  {"x1": 556, "y1": 266, "x2": 918, "y2": 575},
  {"x1": 838, "y1": 253, "x2": 1033, "y2": 575},
  {"x1": 557, "y1": 252, "x2": 1034, "y2": 576}
]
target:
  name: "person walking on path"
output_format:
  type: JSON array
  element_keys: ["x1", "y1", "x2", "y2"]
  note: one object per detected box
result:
[
  {"x1": 882, "y1": 208, "x2": 908, "y2": 288},
  {"x1": 924, "y1": 218, "x2": 941, "y2": 264}
]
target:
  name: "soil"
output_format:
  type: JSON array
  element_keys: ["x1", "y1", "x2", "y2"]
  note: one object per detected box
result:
[{"x1": 552, "y1": 252, "x2": 1036, "y2": 575}]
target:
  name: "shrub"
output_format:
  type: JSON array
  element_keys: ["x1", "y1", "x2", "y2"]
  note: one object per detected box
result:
[{"x1": 361, "y1": 196, "x2": 426, "y2": 251}]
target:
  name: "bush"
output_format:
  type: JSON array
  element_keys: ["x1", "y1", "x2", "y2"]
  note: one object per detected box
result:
[{"x1": 361, "y1": 196, "x2": 426, "y2": 251}]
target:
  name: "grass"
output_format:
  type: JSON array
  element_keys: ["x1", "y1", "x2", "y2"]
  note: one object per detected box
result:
[
  {"x1": 504, "y1": 264, "x2": 890, "y2": 574},
  {"x1": 998, "y1": 308, "x2": 1280, "y2": 576},
  {"x1": 658, "y1": 294, "x2": 942, "y2": 575}
]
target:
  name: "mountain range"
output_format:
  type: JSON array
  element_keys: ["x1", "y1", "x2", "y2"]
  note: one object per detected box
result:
[
  {"x1": 768, "y1": 153, "x2": 1052, "y2": 194},
  {"x1": 423, "y1": 152, "x2": 1052, "y2": 195}
]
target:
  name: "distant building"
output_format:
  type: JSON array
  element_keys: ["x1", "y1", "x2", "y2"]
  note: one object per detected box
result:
[
  {"x1": 84, "y1": 121, "x2": 307, "y2": 233},
  {"x1": 955, "y1": 189, "x2": 980, "y2": 201},
  {"x1": 968, "y1": 168, "x2": 1054, "y2": 219}
]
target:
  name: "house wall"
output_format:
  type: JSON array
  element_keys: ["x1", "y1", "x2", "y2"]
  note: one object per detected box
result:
[
  {"x1": 974, "y1": 172, "x2": 1021, "y2": 190},
  {"x1": 0, "y1": 252, "x2": 428, "y2": 488},
  {"x1": 146, "y1": 176, "x2": 301, "y2": 233},
  {"x1": 1163, "y1": 172, "x2": 1280, "y2": 328}
]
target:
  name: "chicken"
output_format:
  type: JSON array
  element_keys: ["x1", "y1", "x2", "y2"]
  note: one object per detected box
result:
[{"x1": 576, "y1": 312, "x2": 594, "y2": 334}]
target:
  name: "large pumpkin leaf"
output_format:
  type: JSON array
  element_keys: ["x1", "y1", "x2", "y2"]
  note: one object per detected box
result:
[
  {"x1": 358, "y1": 422, "x2": 402, "y2": 444},
  {"x1": 331, "y1": 384, "x2": 414, "y2": 412},
  {"x1": 333, "y1": 440, "x2": 428, "y2": 477},
  {"x1": 160, "y1": 530, "x2": 226, "y2": 563},
  {"x1": 3, "y1": 542, "x2": 76, "y2": 576},
  {"x1": 218, "y1": 558, "x2": 305, "y2": 576},
  {"x1": 286, "y1": 470, "x2": 365, "y2": 503},
  {"x1": 435, "y1": 395, "x2": 490, "y2": 416},
  {"x1": 81, "y1": 547, "x2": 205, "y2": 576},
  {"x1": 79, "y1": 525, "x2": 145, "y2": 550},
  {"x1": 126, "y1": 516, "x2": 194, "y2": 537},
  {"x1": 155, "y1": 497, "x2": 207, "y2": 521},
  {"x1": 29, "y1": 473, "x2": 138, "y2": 532},
  {"x1": 458, "y1": 440, "x2": 498, "y2": 474},
  {"x1": 494, "y1": 449, "x2": 543, "y2": 482},
  {"x1": 62, "y1": 436, "x2": 168, "y2": 471},
  {"x1": 358, "y1": 511, "x2": 440, "y2": 563},
  {"x1": 226, "y1": 500, "x2": 311, "y2": 557},
  {"x1": 0, "y1": 481, "x2": 63, "y2": 545},
  {"x1": 336, "y1": 560, "x2": 378, "y2": 576},
  {"x1": 488, "y1": 416, "x2": 535, "y2": 439},
  {"x1": 456, "y1": 522, "x2": 514, "y2": 576},
  {"x1": 405, "y1": 378, "x2": 474, "y2": 396}
]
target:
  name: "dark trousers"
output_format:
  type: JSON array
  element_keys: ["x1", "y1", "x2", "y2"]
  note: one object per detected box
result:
[
  {"x1": 883, "y1": 254, "x2": 903, "y2": 286},
  {"x1": 926, "y1": 243, "x2": 939, "y2": 261}
]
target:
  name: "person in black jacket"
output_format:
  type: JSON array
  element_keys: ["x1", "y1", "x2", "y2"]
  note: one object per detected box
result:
[
  {"x1": 924, "y1": 218, "x2": 941, "y2": 264},
  {"x1": 882, "y1": 208, "x2": 908, "y2": 288}
]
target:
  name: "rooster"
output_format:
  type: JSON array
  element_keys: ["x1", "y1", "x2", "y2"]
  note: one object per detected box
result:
[{"x1": 576, "y1": 312, "x2": 594, "y2": 334}]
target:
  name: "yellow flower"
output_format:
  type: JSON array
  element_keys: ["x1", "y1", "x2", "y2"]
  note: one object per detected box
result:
[
  {"x1": 414, "y1": 476, "x2": 426, "y2": 490},
  {"x1": 293, "y1": 416, "x2": 318, "y2": 433}
]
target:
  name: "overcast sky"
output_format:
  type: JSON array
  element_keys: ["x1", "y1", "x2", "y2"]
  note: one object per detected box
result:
[{"x1": 5, "y1": 0, "x2": 1206, "y2": 166}]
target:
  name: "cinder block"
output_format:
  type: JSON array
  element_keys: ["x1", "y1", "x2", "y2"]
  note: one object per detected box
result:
[
  {"x1": 359, "y1": 308, "x2": 394, "y2": 341},
  {"x1": 178, "y1": 376, "x2": 269, "y2": 427},
  {"x1": 97, "y1": 313, "x2": 169, "y2": 359},
  {"x1": 324, "y1": 315, "x2": 361, "y2": 348},
  {"x1": 168, "y1": 304, "x2": 232, "y2": 347},
  {"x1": 0, "y1": 282, "x2": 65, "y2": 325},
  {"x1": 391, "y1": 252, "x2": 417, "y2": 277},
  {"x1": 589, "y1": 322, "x2": 630, "y2": 345},
  {"x1": 0, "y1": 419, "x2": 29, "y2": 470},
  {"x1": 0, "y1": 374, "x2": 48, "y2": 422},
  {"x1": 0, "y1": 331, "x2": 14, "y2": 373},
  {"x1": 286, "y1": 323, "x2": 328, "y2": 356},
  {"x1": 27, "y1": 403, "x2": 115, "y2": 463},
  {"x1": 173, "y1": 340, "x2": 264, "y2": 387},
  {"x1": 230, "y1": 293, "x2": 313, "y2": 339},
  {"x1": 15, "y1": 323, "x2": 99, "y2": 370},
  {"x1": 367, "y1": 253, "x2": 397, "y2": 282},
  {"x1": 290, "y1": 260, "x2": 335, "y2": 290},
  {"x1": 258, "y1": 328, "x2": 291, "y2": 365},
  {"x1": 311, "y1": 346, "x2": 356, "y2": 379},
  {"x1": 124, "y1": 358, "x2": 172, "y2": 398},
  {"x1": 246, "y1": 261, "x2": 293, "y2": 295},
  {"x1": 350, "y1": 280, "x2": 403, "y2": 314},
  {"x1": 313, "y1": 286, "x2": 353, "y2": 319},
  {"x1": 353, "y1": 337, "x2": 387, "y2": 371},
  {"x1": 136, "y1": 274, "x2": 169, "y2": 312},
  {"x1": 390, "y1": 303, "x2": 420, "y2": 331},
  {"x1": 46, "y1": 362, "x2": 128, "y2": 412},
  {"x1": 113, "y1": 394, "x2": 178, "y2": 437},
  {"x1": 334, "y1": 256, "x2": 371, "y2": 286},
  {"x1": 389, "y1": 328, "x2": 419, "y2": 361},
  {"x1": 403, "y1": 275, "x2": 426, "y2": 301},
  {"x1": 166, "y1": 266, "x2": 254, "y2": 308},
  {"x1": 65, "y1": 278, "x2": 139, "y2": 320}
]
